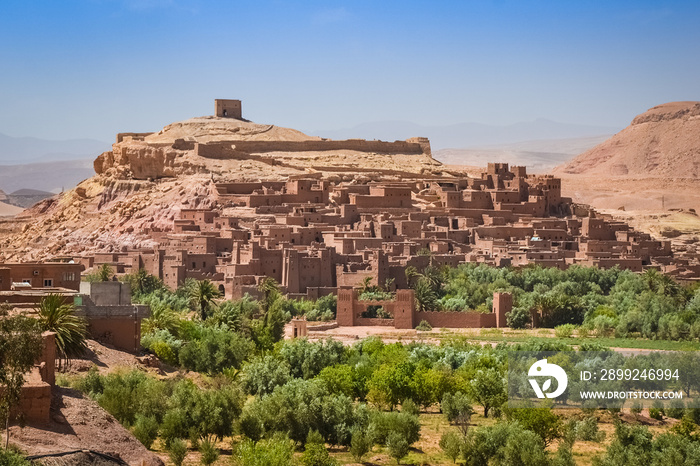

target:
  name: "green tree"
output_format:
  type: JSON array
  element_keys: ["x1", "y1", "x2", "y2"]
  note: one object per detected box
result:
[
  {"x1": 507, "y1": 407, "x2": 562, "y2": 447},
  {"x1": 386, "y1": 431, "x2": 409, "y2": 464},
  {"x1": 123, "y1": 268, "x2": 164, "y2": 297},
  {"x1": 98, "y1": 263, "x2": 113, "y2": 282},
  {"x1": 36, "y1": 294, "x2": 87, "y2": 368},
  {"x1": 232, "y1": 433, "x2": 296, "y2": 466},
  {"x1": 167, "y1": 438, "x2": 188, "y2": 466},
  {"x1": 131, "y1": 414, "x2": 159, "y2": 449},
  {"x1": 198, "y1": 438, "x2": 219, "y2": 465},
  {"x1": 439, "y1": 430, "x2": 463, "y2": 464},
  {"x1": 301, "y1": 431, "x2": 338, "y2": 466},
  {"x1": 349, "y1": 429, "x2": 373, "y2": 463},
  {"x1": 468, "y1": 368, "x2": 506, "y2": 418},
  {"x1": 441, "y1": 391, "x2": 473, "y2": 435},
  {"x1": 0, "y1": 313, "x2": 43, "y2": 448},
  {"x1": 183, "y1": 278, "x2": 221, "y2": 320}
]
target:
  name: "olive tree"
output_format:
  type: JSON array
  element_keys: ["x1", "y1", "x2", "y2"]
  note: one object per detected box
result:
[{"x1": 0, "y1": 311, "x2": 43, "y2": 448}]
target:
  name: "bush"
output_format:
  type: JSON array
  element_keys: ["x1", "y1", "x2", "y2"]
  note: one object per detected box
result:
[
  {"x1": 575, "y1": 416, "x2": 605, "y2": 442},
  {"x1": 507, "y1": 407, "x2": 562, "y2": 447},
  {"x1": 350, "y1": 429, "x2": 373, "y2": 463},
  {"x1": 199, "y1": 439, "x2": 219, "y2": 466},
  {"x1": 416, "y1": 320, "x2": 433, "y2": 331},
  {"x1": 554, "y1": 324, "x2": 576, "y2": 338},
  {"x1": 132, "y1": 414, "x2": 159, "y2": 449},
  {"x1": 368, "y1": 411, "x2": 420, "y2": 446},
  {"x1": 649, "y1": 408, "x2": 663, "y2": 420},
  {"x1": 178, "y1": 327, "x2": 253, "y2": 374},
  {"x1": 232, "y1": 433, "x2": 296, "y2": 466},
  {"x1": 241, "y1": 355, "x2": 292, "y2": 396},
  {"x1": 167, "y1": 439, "x2": 188, "y2": 466},
  {"x1": 667, "y1": 399, "x2": 686, "y2": 419},
  {"x1": 301, "y1": 431, "x2": 338, "y2": 466},
  {"x1": 0, "y1": 448, "x2": 29, "y2": 466},
  {"x1": 441, "y1": 391, "x2": 473, "y2": 423},
  {"x1": 507, "y1": 306, "x2": 531, "y2": 329},
  {"x1": 386, "y1": 431, "x2": 409, "y2": 464},
  {"x1": 439, "y1": 430, "x2": 463, "y2": 464},
  {"x1": 630, "y1": 402, "x2": 643, "y2": 416}
]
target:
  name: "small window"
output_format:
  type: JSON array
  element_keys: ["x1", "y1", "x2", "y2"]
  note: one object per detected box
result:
[
  {"x1": 192, "y1": 262, "x2": 196, "y2": 268},
  {"x1": 44, "y1": 279, "x2": 53, "y2": 287}
]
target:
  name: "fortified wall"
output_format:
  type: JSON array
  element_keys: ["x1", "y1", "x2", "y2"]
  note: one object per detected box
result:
[
  {"x1": 336, "y1": 289, "x2": 512, "y2": 330},
  {"x1": 194, "y1": 137, "x2": 431, "y2": 158}
]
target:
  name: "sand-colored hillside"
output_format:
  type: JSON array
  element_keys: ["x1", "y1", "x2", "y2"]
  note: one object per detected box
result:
[
  {"x1": 555, "y1": 101, "x2": 700, "y2": 178},
  {"x1": 0, "y1": 200, "x2": 23, "y2": 216}
]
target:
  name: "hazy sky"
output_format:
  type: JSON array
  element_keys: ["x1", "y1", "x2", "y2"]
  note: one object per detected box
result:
[{"x1": 1, "y1": 0, "x2": 699, "y2": 142}]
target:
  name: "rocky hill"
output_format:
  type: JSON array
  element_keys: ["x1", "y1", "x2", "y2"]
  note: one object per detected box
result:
[
  {"x1": 0, "y1": 115, "x2": 442, "y2": 261},
  {"x1": 555, "y1": 101, "x2": 700, "y2": 178}
]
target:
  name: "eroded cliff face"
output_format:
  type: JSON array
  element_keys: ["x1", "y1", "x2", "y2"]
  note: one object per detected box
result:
[
  {"x1": 0, "y1": 116, "x2": 442, "y2": 261},
  {"x1": 555, "y1": 101, "x2": 700, "y2": 178}
]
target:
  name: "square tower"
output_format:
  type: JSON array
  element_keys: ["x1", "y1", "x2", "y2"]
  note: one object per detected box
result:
[{"x1": 215, "y1": 99, "x2": 242, "y2": 119}]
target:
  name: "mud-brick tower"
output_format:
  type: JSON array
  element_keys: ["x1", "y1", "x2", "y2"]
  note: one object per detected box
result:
[{"x1": 493, "y1": 292, "x2": 512, "y2": 328}]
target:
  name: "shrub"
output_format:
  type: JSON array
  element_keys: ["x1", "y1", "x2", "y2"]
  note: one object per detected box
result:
[
  {"x1": 630, "y1": 402, "x2": 643, "y2": 416},
  {"x1": 441, "y1": 392, "x2": 473, "y2": 423},
  {"x1": 132, "y1": 414, "x2": 159, "y2": 449},
  {"x1": 667, "y1": 399, "x2": 686, "y2": 419},
  {"x1": 416, "y1": 320, "x2": 433, "y2": 331},
  {"x1": 241, "y1": 355, "x2": 292, "y2": 396},
  {"x1": 507, "y1": 306, "x2": 531, "y2": 329},
  {"x1": 386, "y1": 431, "x2": 410, "y2": 464},
  {"x1": 368, "y1": 411, "x2": 420, "y2": 446},
  {"x1": 0, "y1": 448, "x2": 29, "y2": 466},
  {"x1": 178, "y1": 327, "x2": 253, "y2": 374},
  {"x1": 301, "y1": 431, "x2": 338, "y2": 466},
  {"x1": 167, "y1": 438, "x2": 188, "y2": 466},
  {"x1": 199, "y1": 439, "x2": 219, "y2": 465},
  {"x1": 575, "y1": 416, "x2": 605, "y2": 442},
  {"x1": 232, "y1": 433, "x2": 296, "y2": 466},
  {"x1": 439, "y1": 430, "x2": 463, "y2": 464},
  {"x1": 507, "y1": 407, "x2": 562, "y2": 447},
  {"x1": 554, "y1": 324, "x2": 576, "y2": 338},
  {"x1": 350, "y1": 429, "x2": 373, "y2": 463},
  {"x1": 649, "y1": 408, "x2": 663, "y2": 420}
]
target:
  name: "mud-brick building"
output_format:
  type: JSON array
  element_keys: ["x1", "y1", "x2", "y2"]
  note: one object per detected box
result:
[{"x1": 0, "y1": 262, "x2": 84, "y2": 291}]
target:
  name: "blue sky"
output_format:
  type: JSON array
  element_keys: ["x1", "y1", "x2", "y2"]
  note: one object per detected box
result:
[{"x1": 1, "y1": 0, "x2": 699, "y2": 141}]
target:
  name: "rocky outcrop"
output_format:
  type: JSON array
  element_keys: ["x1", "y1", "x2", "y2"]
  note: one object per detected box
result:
[
  {"x1": 94, "y1": 116, "x2": 438, "y2": 181},
  {"x1": 555, "y1": 101, "x2": 700, "y2": 178}
]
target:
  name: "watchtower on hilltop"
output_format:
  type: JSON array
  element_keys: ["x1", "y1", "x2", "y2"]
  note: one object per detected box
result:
[{"x1": 215, "y1": 99, "x2": 242, "y2": 119}]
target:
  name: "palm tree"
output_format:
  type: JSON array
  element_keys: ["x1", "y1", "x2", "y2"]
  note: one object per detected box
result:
[
  {"x1": 184, "y1": 278, "x2": 221, "y2": 320},
  {"x1": 97, "y1": 263, "x2": 113, "y2": 282},
  {"x1": 36, "y1": 294, "x2": 88, "y2": 368}
]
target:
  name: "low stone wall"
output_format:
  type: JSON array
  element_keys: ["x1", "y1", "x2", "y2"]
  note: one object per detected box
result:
[
  {"x1": 307, "y1": 321, "x2": 339, "y2": 332},
  {"x1": 355, "y1": 317, "x2": 395, "y2": 326},
  {"x1": 416, "y1": 311, "x2": 497, "y2": 328},
  {"x1": 17, "y1": 383, "x2": 51, "y2": 424}
]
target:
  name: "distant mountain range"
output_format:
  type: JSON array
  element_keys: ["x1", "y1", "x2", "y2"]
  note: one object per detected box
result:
[
  {"x1": 0, "y1": 159, "x2": 94, "y2": 194},
  {"x1": 0, "y1": 132, "x2": 110, "y2": 164},
  {"x1": 311, "y1": 119, "x2": 620, "y2": 150},
  {"x1": 434, "y1": 135, "x2": 612, "y2": 173}
]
